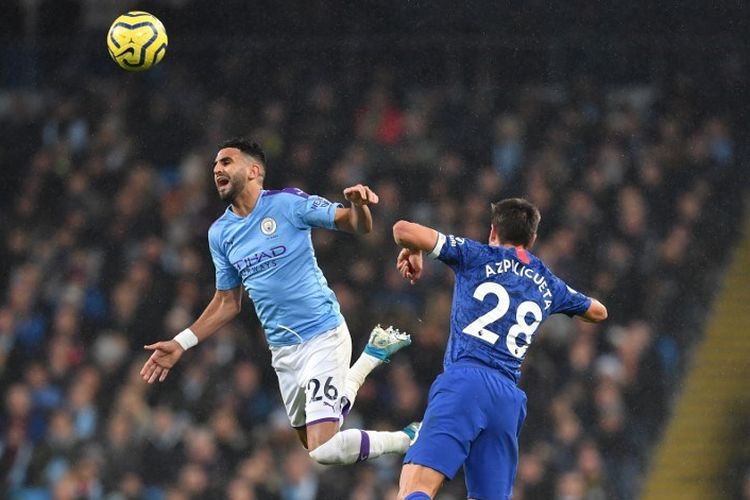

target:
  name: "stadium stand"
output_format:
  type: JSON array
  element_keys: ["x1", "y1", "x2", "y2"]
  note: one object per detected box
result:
[{"x1": 0, "y1": 2, "x2": 747, "y2": 499}]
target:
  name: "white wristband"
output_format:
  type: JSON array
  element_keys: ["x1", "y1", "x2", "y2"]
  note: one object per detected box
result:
[{"x1": 173, "y1": 328, "x2": 199, "y2": 350}]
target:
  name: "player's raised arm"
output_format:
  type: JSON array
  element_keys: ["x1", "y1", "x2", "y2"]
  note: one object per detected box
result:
[
  {"x1": 392, "y1": 220, "x2": 440, "y2": 252},
  {"x1": 334, "y1": 184, "x2": 379, "y2": 234},
  {"x1": 578, "y1": 298, "x2": 608, "y2": 323},
  {"x1": 392, "y1": 220, "x2": 442, "y2": 284},
  {"x1": 140, "y1": 286, "x2": 243, "y2": 384}
]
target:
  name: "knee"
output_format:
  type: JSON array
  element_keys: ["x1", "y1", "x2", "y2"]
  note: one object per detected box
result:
[
  {"x1": 308, "y1": 446, "x2": 329, "y2": 465},
  {"x1": 308, "y1": 429, "x2": 359, "y2": 465},
  {"x1": 305, "y1": 420, "x2": 339, "y2": 451},
  {"x1": 308, "y1": 436, "x2": 341, "y2": 465}
]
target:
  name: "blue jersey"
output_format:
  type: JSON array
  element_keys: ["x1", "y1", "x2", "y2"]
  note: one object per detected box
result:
[
  {"x1": 207, "y1": 188, "x2": 344, "y2": 347},
  {"x1": 431, "y1": 233, "x2": 592, "y2": 383}
]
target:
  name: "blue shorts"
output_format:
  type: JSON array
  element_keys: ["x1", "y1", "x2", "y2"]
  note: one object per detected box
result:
[{"x1": 404, "y1": 362, "x2": 527, "y2": 500}]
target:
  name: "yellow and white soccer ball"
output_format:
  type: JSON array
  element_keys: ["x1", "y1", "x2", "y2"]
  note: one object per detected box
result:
[{"x1": 107, "y1": 11, "x2": 168, "y2": 71}]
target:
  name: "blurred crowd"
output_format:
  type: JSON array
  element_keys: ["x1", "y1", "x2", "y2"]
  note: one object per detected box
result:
[{"x1": 0, "y1": 24, "x2": 747, "y2": 500}]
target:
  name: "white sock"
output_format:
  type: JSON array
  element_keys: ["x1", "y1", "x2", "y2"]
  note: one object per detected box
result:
[
  {"x1": 343, "y1": 352, "x2": 382, "y2": 410},
  {"x1": 309, "y1": 428, "x2": 410, "y2": 465}
]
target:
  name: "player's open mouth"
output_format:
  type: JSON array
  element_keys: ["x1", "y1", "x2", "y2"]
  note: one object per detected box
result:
[{"x1": 216, "y1": 177, "x2": 230, "y2": 188}]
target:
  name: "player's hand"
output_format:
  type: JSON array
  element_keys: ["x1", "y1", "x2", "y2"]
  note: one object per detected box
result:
[
  {"x1": 140, "y1": 340, "x2": 185, "y2": 384},
  {"x1": 397, "y1": 248, "x2": 423, "y2": 285},
  {"x1": 343, "y1": 184, "x2": 379, "y2": 207}
]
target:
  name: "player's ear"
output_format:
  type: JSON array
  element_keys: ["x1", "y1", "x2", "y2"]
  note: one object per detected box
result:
[
  {"x1": 248, "y1": 162, "x2": 260, "y2": 181},
  {"x1": 253, "y1": 163, "x2": 266, "y2": 185},
  {"x1": 489, "y1": 224, "x2": 499, "y2": 245},
  {"x1": 528, "y1": 233, "x2": 537, "y2": 249}
]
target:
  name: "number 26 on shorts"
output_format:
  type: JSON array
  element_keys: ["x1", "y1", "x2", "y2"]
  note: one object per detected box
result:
[{"x1": 306, "y1": 376, "x2": 338, "y2": 403}]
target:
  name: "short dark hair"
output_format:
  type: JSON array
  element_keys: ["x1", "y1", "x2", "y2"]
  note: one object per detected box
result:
[
  {"x1": 219, "y1": 138, "x2": 267, "y2": 166},
  {"x1": 490, "y1": 198, "x2": 541, "y2": 247}
]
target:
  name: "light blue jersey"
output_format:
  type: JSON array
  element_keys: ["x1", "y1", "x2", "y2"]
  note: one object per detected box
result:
[{"x1": 207, "y1": 188, "x2": 344, "y2": 346}]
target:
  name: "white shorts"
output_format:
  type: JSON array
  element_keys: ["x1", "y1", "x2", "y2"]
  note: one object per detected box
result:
[{"x1": 270, "y1": 322, "x2": 352, "y2": 428}]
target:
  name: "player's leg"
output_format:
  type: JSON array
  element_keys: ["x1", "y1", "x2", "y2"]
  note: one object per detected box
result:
[
  {"x1": 270, "y1": 326, "x2": 345, "y2": 452},
  {"x1": 397, "y1": 463, "x2": 445, "y2": 499},
  {"x1": 304, "y1": 420, "x2": 339, "y2": 450},
  {"x1": 307, "y1": 421, "x2": 419, "y2": 465},
  {"x1": 300, "y1": 324, "x2": 417, "y2": 464},
  {"x1": 342, "y1": 324, "x2": 411, "y2": 411},
  {"x1": 270, "y1": 343, "x2": 309, "y2": 448},
  {"x1": 463, "y1": 375, "x2": 528, "y2": 500},
  {"x1": 400, "y1": 366, "x2": 484, "y2": 498},
  {"x1": 294, "y1": 426, "x2": 308, "y2": 449}
]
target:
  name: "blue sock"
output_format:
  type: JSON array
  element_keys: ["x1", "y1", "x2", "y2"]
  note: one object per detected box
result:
[{"x1": 405, "y1": 493, "x2": 431, "y2": 500}]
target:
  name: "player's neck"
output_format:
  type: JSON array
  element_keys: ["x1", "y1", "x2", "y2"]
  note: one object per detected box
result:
[
  {"x1": 493, "y1": 239, "x2": 525, "y2": 250},
  {"x1": 231, "y1": 185, "x2": 261, "y2": 218}
]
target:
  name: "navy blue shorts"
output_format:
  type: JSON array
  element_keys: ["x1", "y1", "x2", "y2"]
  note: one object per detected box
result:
[{"x1": 404, "y1": 363, "x2": 527, "y2": 500}]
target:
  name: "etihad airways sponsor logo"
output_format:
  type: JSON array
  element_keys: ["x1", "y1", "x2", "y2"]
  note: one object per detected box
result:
[{"x1": 233, "y1": 245, "x2": 287, "y2": 278}]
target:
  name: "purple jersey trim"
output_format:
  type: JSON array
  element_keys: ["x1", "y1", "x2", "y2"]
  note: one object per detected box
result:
[
  {"x1": 263, "y1": 187, "x2": 309, "y2": 198},
  {"x1": 305, "y1": 417, "x2": 341, "y2": 427},
  {"x1": 341, "y1": 396, "x2": 352, "y2": 418},
  {"x1": 357, "y1": 430, "x2": 371, "y2": 462}
]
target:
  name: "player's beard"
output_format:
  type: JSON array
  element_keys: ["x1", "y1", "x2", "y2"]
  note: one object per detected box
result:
[
  {"x1": 218, "y1": 175, "x2": 245, "y2": 202},
  {"x1": 218, "y1": 183, "x2": 236, "y2": 202}
]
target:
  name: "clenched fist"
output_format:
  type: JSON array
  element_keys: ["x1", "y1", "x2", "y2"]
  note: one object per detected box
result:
[{"x1": 343, "y1": 184, "x2": 379, "y2": 207}]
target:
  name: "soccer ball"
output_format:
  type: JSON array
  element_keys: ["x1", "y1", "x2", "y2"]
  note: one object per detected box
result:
[{"x1": 107, "y1": 11, "x2": 168, "y2": 71}]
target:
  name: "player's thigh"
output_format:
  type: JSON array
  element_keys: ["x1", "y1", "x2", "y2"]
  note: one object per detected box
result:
[
  {"x1": 404, "y1": 368, "x2": 485, "y2": 481},
  {"x1": 270, "y1": 324, "x2": 352, "y2": 430},
  {"x1": 300, "y1": 324, "x2": 352, "y2": 425},
  {"x1": 295, "y1": 427, "x2": 308, "y2": 449},
  {"x1": 464, "y1": 381, "x2": 527, "y2": 500},
  {"x1": 398, "y1": 463, "x2": 445, "y2": 499},
  {"x1": 463, "y1": 429, "x2": 517, "y2": 500},
  {"x1": 270, "y1": 345, "x2": 308, "y2": 429}
]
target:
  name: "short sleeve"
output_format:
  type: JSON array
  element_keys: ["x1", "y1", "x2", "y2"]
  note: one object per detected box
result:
[
  {"x1": 208, "y1": 225, "x2": 241, "y2": 291},
  {"x1": 430, "y1": 233, "x2": 484, "y2": 271},
  {"x1": 550, "y1": 276, "x2": 592, "y2": 317},
  {"x1": 291, "y1": 192, "x2": 343, "y2": 230}
]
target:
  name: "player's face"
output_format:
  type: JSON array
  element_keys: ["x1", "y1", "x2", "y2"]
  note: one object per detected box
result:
[{"x1": 213, "y1": 148, "x2": 249, "y2": 201}]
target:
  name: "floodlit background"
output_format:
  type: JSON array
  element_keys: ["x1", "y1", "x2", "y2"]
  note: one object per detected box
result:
[{"x1": 0, "y1": 1, "x2": 748, "y2": 499}]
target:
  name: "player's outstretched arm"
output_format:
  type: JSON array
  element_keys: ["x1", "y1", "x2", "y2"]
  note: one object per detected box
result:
[
  {"x1": 578, "y1": 298, "x2": 608, "y2": 323},
  {"x1": 335, "y1": 184, "x2": 379, "y2": 234},
  {"x1": 140, "y1": 286, "x2": 243, "y2": 384}
]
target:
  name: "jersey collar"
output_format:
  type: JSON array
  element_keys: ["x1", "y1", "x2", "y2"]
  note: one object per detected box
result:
[{"x1": 225, "y1": 190, "x2": 266, "y2": 221}]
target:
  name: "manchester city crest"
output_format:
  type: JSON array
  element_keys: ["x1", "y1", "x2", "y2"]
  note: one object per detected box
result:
[{"x1": 260, "y1": 217, "x2": 277, "y2": 236}]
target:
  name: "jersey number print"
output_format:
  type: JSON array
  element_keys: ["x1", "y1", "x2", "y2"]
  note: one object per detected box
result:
[
  {"x1": 306, "y1": 376, "x2": 339, "y2": 402},
  {"x1": 462, "y1": 282, "x2": 543, "y2": 358}
]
